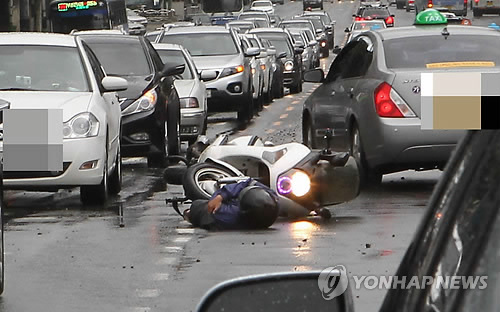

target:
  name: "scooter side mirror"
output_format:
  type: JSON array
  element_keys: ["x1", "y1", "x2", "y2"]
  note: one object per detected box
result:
[{"x1": 195, "y1": 271, "x2": 353, "y2": 312}]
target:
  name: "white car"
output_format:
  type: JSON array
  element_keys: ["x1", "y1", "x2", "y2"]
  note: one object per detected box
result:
[
  {"x1": 0, "y1": 33, "x2": 127, "y2": 205},
  {"x1": 251, "y1": 0, "x2": 275, "y2": 15},
  {"x1": 152, "y1": 43, "x2": 208, "y2": 144}
]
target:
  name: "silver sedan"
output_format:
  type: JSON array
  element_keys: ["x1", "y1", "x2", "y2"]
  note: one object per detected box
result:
[{"x1": 302, "y1": 26, "x2": 500, "y2": 186}]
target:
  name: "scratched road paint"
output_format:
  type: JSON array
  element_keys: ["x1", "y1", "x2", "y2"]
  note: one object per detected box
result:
[
  {"x1": 175, "y1": 228, "x2": 195, "y2": 234},
  {"x1": 291, "y1": 100, "x2": 300, "y2": 104},
  {"x1": 127, "y1": 307, "x2": 151, "y2": 312},
  {"x1": 136, "y1": 289, "x2": 161, "y2": 298},
  {"x1": 286, "y1": 106, "x2": 295, "y2": 111},
  {"x1": 163, "y1": 246, "x2": 183, "y2": 253},
  {"x1": 152, "y1": 273, "x2": 170, "y2": 281},
  {"x1": 173, "y1": 236, "x2": 192, "y2": 243},
  {"x1": 273, "y1": 121, "x2": 282, "y2": 126},
  {"x1": 279, "y1": 114, "x2": 288, "y2": 119},
  {"x1": 155, "y1": 257, "x2": 176, "y2": 265}
]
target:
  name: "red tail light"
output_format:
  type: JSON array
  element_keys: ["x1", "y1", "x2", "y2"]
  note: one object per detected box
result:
[
  {"x1": 409, "y1": 0, "x2": 414, "y2": 3},
  {"x1": 355, "y1": 16, "x2": 365, "y2": 21},
  {"x1": 464, "y1": 0, "x2": 467, "y2": 4},
  {"x1": 374, "y1": 82, "x2": 403, "y2": 117},
  {"x1": 474, "y1": 0, "x2": 479, "y2": 3},
  {"x1": 427, "y1": 0, "x2": 433, "y2": 7},
  {"x1": 385, "y1": 16, "x2": 394, "y2": 25}
]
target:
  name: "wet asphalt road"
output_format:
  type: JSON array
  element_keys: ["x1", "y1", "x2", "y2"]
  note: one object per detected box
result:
[{"x1": 2, "y1": 2, "x2": 499, "y2": 312}]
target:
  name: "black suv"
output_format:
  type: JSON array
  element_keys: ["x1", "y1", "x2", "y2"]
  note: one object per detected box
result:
[
  {"x1": 354, "y1": 6, "x2": 395, "y2": 27},
  {"x1": 76, "y1": 33, "x2": 183, "y2": 167},
  {"x1": 303, "y1": 0, "x2": 324, "y2": 10}
]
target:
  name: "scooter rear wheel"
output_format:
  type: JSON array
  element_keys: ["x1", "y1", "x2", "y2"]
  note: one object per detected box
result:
[{"x1": 183, "y1": 163, "x2": 237, "y2": 200}]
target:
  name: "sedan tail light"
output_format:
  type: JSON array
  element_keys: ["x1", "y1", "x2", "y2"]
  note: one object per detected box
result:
[
  {"x1": 355, "y1": 16, "x2": 365, "y2": 21},
  {"x1": 385, "y1": 16, "x2": 394, "y2": 25},
  {"x1": 374, "y1": 82, "x2": 416, "y2": 118}
]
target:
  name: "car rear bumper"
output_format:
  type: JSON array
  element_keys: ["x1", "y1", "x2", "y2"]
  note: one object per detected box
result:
[
  {"x1": 364, "y1": 118, "x2": 466, "y2": 172},
  {"x1": 181, "y1": 109, "x2": 206, "y2": 140}
]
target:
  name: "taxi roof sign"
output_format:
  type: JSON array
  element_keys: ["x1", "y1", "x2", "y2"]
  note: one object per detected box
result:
[{"x1": 414, "y1": 9, "x2": 447, "y2": 25}]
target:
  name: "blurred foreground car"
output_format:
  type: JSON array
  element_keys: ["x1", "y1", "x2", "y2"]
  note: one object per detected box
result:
[
  {"x1": 301, "y1": 23, "x2": 500, "y2": 185},
  {"x1": 193, "y1": 130, "x2": 500, "y2": 312},
  {"x1": 0, "y1": 33, "x2": 127, "y2": 204},
  {"x1": 75, "y1": 32, "x2": 183, "y2": 167},
  {"x1": 153, "y1": 43, "x2": 208, "y2": 144}
]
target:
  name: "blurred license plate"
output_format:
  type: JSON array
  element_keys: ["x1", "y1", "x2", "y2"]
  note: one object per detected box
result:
[{"x1": 207, "y1": 90, "x2": 212, "y2": 98}]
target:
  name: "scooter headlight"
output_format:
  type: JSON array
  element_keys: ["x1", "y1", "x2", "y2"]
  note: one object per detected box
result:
[{"x1": 277, "y1": 170, "x2": 311, "y2": 197}]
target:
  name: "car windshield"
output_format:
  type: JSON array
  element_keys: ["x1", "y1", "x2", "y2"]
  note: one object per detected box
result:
[
  {"x1": 155, "y1": 49, "x2": 194, "y2": 79},
  {"x1": 353, "y1": 21, "x2": 385, "y2": 29},
  {"x1": 85, "y1": 41, "x2": 152, "y2": 76},
  {"x1": 384, "y1": 35, "x2": 500, "y2": 69},
  {"x1": 281, "y1": 21, "x2": 313, "y2": 31},
  {"x1": 362, "y1": 9, "x2": 390, "y2": 17},
  {"x1": 267, "y1": 38, "x2": 293, "y2": 57},
  {"x1": 0, "y1": 45, "x2": 89, "y2": 92},
  {"x1": 305, "y1": 18, "x2": 323, "y2": 29},
  {"x1": 161, "y1": 33, "x2": 239, "y2": 56},
  {"x1": 252, "y1": 2, "x2": 270, "y2": 7},
  {"x1": 202, "y1": 0, "x2": 242, "y2": 13}
]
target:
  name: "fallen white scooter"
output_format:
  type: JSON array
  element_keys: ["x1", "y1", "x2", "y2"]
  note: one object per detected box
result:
[{"x1": 180, "y1": 130, "x2": 360, "y2": 218}]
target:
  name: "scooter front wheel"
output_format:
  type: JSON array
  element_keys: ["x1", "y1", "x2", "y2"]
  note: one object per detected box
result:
[{"x1": 183, "y1": 163, "x2": 237, "y2": 200}]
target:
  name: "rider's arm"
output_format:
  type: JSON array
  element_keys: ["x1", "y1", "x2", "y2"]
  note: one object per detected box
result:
[{"x1": 213, "y1": 178, "x2": 252, "y2": 201}]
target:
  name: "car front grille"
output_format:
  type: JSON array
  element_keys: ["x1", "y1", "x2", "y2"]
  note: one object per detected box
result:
[{"x1": 4, "y1": 162, "x2": 71, "y2": 179}]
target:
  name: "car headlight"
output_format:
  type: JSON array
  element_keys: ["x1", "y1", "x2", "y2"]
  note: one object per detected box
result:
[
  {"x1": 63, "y1": 112, "x2": 99, "y2": 139},
  {"x1": 122, "y1": 89, "x2": 157, "y2": 117},
  {"x1": 277, "y1": 170, "x2": 311, "y2": 197},
  {"x1": 220, "y1": 65, "x2": 244, "y2": 78},
  {"x1": 284, "y1": 61, "x2": 294, "y2": 71},
  {"x1": 180, "y1": 97, "x2": 199, "y2": 108}
]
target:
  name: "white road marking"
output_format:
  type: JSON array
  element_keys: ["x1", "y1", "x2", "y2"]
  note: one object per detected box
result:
[
  {"x1": 175, "y1": 228, "x2": 195, "y2": 234},
  {"x1": 163, "y1": 246, "x2": 183, "y2": 253},
  {"x1": 127, "y1": 307, "x2": 151, "y2": 312},
  {"x1": 136, "y1": 289, "x2": 161, "y2": 298},
  {"x1": 152, "y1": 273, "x2": 170, "y2": 281},
  {"x1": 173, "y1": 237, "x2": 192, "y2": 243},
  {"x1": 280, "y1": 114, "x2": 288, "y2": 119},
  {"x1": 273, "y1": 121, "x2": 282, "y2": 126},
  {"x1": 155, "y1": 257, "x2": 176, "y2": 265}
]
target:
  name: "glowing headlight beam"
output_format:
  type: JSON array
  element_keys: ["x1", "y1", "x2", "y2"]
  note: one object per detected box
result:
[{"x1": 291, "y1": 171, "x2": 311, "y2": 197}]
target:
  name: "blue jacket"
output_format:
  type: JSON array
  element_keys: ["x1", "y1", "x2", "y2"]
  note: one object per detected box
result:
[{"x1": 211, "y1": 178, "x2": 277, "y2": 229}]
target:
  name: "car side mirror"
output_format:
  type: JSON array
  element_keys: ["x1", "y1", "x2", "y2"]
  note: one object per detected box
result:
[
  {"x1": 277, "y1": 51, "x2": 287, "y2": 59},
  {"x1": 267, "y1": 48, "x2": 277, "y2": 55},
  {"x1": 308, "y1": 40, "x2": 318, "y2": 47},
  {"x1": 101, "y1": 76, "x2": 128, "y2": 92},
  {"x1": 258, "y1": 51, "x2": 268, "y2": 58},
  {"x1": 294, "y1": 41, "x2": 306, "y2": 49},
  {"x1": 325, "y1": 25, "x2": 332, "y2": 30},
  {"x1": 195, "y1": 271, "x2": 353, "y2": 312},
  {"x1": 294, "y1": 46, "x2": 304, "y2": 54},
  {"x1": 332, "y1": 45, "x2": 342, "y2": 54},
  {"x1": 344, "y1": 27, "x2": 350, "y2": 33},
  {"x1": 244, "y1": 47, "x2": 261, "y2": 57},
  {"x1": 303, "y1": 68, "x2": 324, "y2": 83},
  {"x1": 200, "y1": 70, "x2": 217, "y2": 81},
  {"x1": 161, "y1": 63, "x2": 185, "y2": 77}
]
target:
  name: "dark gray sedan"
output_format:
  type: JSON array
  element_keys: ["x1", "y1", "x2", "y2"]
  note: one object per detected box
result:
[{"x1": 302, "y1": 26, "x2": 500, "y2": 186}]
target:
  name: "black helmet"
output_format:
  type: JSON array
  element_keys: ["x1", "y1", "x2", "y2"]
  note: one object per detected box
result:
[{"x1": 238, "y1": 186, "x2": 279, "y2": 229}]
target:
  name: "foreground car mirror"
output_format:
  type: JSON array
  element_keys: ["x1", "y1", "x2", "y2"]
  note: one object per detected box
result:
[
  {"x1": 303, "y1": 68, "x2": 325, "y2": 82},
  {"x1": 333, "y1": 45, "x2": 342, "y2": 54},
  {"x1": 200, "y1": 70, "x2": 217, "y2": 81},
  {"x1": 101, "y1": 76, "x2": 128, "y2": 92},
  {"x1": 244, "y1": 47, "x2": 261, "y2": 57},
  {"x1": 195, "y1": 271, "x2": 353, "y2": 312},
  {"x1": 161, "y1": 63, "x2": 185, "y2": 77}
]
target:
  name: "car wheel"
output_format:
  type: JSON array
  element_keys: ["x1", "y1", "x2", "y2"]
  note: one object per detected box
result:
[
  {"x1": 81, "y1": 134, "x2": 109, "y2": 205},
  {"x1": 302, "y1": 118, "x2": 316, "y2": 149},
  {"x1": 0, "y1": 162, "x2": 4, "y2": 295},
  {"x1": 237, "y1": 93, "x2": 253, "y2": 126},
  {"x1": 350, "y1": 124, "x2": 382, "y2": 188},
  {"x1": 108, "y1": 139, "x2": 122, "y2": 195}
]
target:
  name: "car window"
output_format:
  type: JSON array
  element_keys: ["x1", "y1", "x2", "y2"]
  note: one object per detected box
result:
[
  {"x1": 419, "y1": 132, "x2": 500, "y2": 311},
  {"x1": 0, "y1": 45, "x2": 89, "y2": 92},
  {"x1": 84, "y1": 40, "x2": 152, "y2": 76},
  {"x1": 144, "y1": 39, "x2": 164, "y2": 70},
  {"x1": 161, "y1": 33, "x2": 239, "y2": 56},
  {"x1": 155, "y1": 49, "x2": 194, "y2": 79},
  {"x1": 249, "y1": 38, "x2": 260, "y2": 48},
  {"x1": 82, "y1": 42, "x2": 104, "y2": 89},
  {"x1": 362, "y1": 9, "x2": 390, "y2": 17},
  {"x1": 266, "y1": 38, "x2": 293, "y2": 58},
  {"x1": 383, "y1": 35, "x2": 500, "y2": 69}
]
